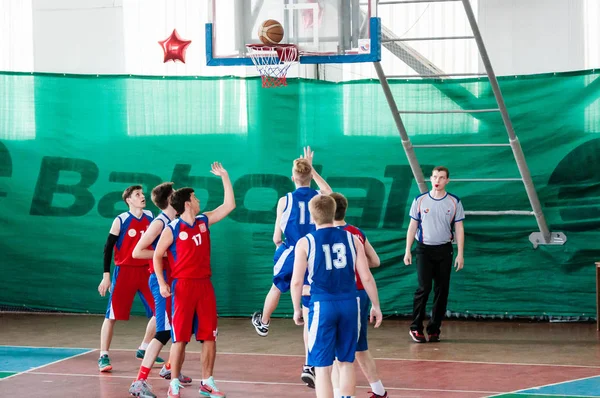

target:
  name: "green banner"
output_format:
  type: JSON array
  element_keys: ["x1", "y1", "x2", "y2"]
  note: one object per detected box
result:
[{"x1": 0, "y1": 70, "x2": 598, "y2": 318}]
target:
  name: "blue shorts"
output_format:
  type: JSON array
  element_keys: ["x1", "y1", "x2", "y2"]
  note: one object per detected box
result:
[
  {"x1": 302, "y1": 295, "x2": 311, "y2": 308},
  {"x1": 273, "y1": 243, "x2": 295, "y2": 293},
  {"x1": 307, "y1": 297, "x2": 358, "y2": 367},
  {"x1": 357, "y1": 289, "x2": 369, "y2": 352},
  {"x1": 149, "y1": 272, "x2": 171, "y2": 333}
]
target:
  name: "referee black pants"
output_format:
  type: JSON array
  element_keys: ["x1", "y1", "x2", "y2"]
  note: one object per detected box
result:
[{"x1": 410, "y1": 242, "x2": 454, "y2": 335}]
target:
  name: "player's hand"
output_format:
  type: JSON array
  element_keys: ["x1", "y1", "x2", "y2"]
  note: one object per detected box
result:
[
  {"x1": 210, "y1": 162, "x2": 228, "y2": 177},
  {"x1": 301, "y1": 146, "x2": 314, "y2": 166},
  {"x1": 370, "y1": 306, "x2": 383, "y2": 328},
  {"x1": 293, "y1": 309, "x2": 304, "y2": 326},
  {"x1": 98, "y1": 277, "x2": 111, "y2": 297},
  {"x1": 454, "y1": 254, "x2": 464, "y2": 271},
  {"x1": 160, "y1": 283, "x2": 171, "y2": 298},
  {"x1": 403, "y1": 251, "x2": 412, "y2": 265}
]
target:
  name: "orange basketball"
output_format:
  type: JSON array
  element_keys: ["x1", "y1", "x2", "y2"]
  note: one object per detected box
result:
[{"x1": 258, "y1": 19, "x2": 284, "y2": 45}]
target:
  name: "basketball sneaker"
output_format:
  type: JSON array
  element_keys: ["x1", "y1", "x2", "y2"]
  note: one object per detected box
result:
[
  {"x1": 409, "y1": 330, "x2": 427, "y2": 343},
  {"x1": 428, "y1": 333, "x2": 440, "y2": 343},
  {"x1": 301, "y1": 365, "x2": 315, "y2": 388},
  {"x1": 98, "y1": 354, "x2": 112, "y2": 372},
  {"x1": 135, "y1": 349, "x2": 165, "y2": 365},
  {"x1": 159, "y1": 364, "x2": 192, "y2": 384},
  {"x1": 167, "y1": 379, "x2": 183, "y2": 398},
  {"x1": 368, "y1": 391, "x2": 388, "y2": 398},
  {"x1": 128, "y1": 379, "x2": 156, "y2": 398},
  {"x1": 199, "y1": 376, "x2": 226, "y2": 397},
  {"x1": 251, "y1": 311, "x2": 269, "y2": 337}
]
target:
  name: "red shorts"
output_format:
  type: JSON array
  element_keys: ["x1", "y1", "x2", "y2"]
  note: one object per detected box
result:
[
  {"x1": 105, "y1": 265, "x2": 154, "y2": 321},
  {"x1": 171, "y1": 278, "x2": 217, "y2": 343}
]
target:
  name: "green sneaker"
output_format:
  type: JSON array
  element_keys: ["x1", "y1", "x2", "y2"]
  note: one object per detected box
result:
[
  {"x1": 98, "y1": 354, "x2": 112, "y2": 372},
  {"x1": 135, "y1": 349, "x2": 165, "y2": 365}
]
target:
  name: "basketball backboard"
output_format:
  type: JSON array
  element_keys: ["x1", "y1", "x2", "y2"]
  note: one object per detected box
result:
[{"x1": 206, "y1": 0, "x2": 380, "y2": 66}]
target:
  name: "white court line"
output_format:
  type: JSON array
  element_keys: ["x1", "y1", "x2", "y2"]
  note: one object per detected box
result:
[
  {"x1": 485, "y1": 374, "x2": 600, "y2": 398},
  {"x1": 216, "y1": 352, "x2": 600, "y2": 369},
  {"x1": 0, "y1": 345, "x2": 96, "y2": 351},
  {"x1": 2, "y1": 345, "x2": 599, "y2": 369},
  {"x1": 0, "y1": 350, "x2": 94, "y2": 382},
  {"x1": 494, "y1": 395, "x2": 598, "y2": 398},
  {"x1": 16, "y1": 371, "x2": 505, "y2": 394}
]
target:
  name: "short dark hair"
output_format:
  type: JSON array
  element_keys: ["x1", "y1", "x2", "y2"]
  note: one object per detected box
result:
[
  {"x1": 170, "y1": 187, "x2": 194, "y2": 215},
  {"x1": 151, "y1": 182, "x2": 174, "y2": 210},
  {"x1": 432, "y1": 166, "x2": 450, "y2": 178},
  {"x1": 122, "y1": 185, "x2": 143, "y2": 203},
  {"x1": 330, "y1": 192, "x2": 348, "y2": 221}
]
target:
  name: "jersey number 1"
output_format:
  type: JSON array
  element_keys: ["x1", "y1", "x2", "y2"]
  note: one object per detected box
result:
[
  {"x1": 298, "y1": 201, "x2": 314, "y2": 225},
  {"x1": 322, "y1": 243, "x2": 347, "y2": 270}
]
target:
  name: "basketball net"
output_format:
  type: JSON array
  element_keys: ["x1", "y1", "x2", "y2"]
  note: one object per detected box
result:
[{"x1": 246, "y1": 44, "x2": 299, "y2": 88}]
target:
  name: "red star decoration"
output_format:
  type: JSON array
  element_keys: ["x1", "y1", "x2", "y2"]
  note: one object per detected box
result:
[{"x1": 158, "y1": 29, "x2": 192, "y2": 63}]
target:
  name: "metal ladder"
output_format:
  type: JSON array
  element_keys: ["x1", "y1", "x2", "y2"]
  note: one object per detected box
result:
[{"x1": 373, "y1": 0, "x2": 566, "y2": 249}]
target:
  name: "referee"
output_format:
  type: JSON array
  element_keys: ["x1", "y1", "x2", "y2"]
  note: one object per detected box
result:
[{"x1": 404, "y1": 166, "x2": 465, "y2": 343}]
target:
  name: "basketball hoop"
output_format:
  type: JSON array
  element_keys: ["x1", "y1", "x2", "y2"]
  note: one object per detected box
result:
[{"x1": 246, "y1": 44, "x2": 299, "y2": 88}]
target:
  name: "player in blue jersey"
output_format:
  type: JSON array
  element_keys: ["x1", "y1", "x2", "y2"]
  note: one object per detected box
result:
[
  {"x1": 252, "y1": 146, "x2": 332, "y2": 387},
  {"x1": 291, "y1": 195, "x2": 383, "y2": 398}
]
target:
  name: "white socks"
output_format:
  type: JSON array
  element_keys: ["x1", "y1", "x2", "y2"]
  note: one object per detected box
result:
[
  {"x1": 99, "y1": 351, "x2": 109, "y2": 357},
  {"x1": 139, "y1": 342, "x2": 149, "y2": 350},
  {"x1": 370, "y1": 380, "x2": 385, "y2": 396}
]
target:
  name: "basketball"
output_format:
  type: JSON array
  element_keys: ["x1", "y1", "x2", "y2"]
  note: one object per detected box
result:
[{"x1": 258, "y1": 19, "x2": 284, "y2": 45}]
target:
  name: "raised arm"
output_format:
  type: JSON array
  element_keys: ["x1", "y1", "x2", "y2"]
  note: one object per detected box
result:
[
  {"x1": 273, "y1": 196, "x2": 286, "y2": 247},
  {"x1": 204, "y1": 162, "x2": 236, "y2": 226},
  {"x1": 153, "y1": 227, "x2": 174, "y2": 298},
  {"x1": 354, "y1": 235, "x2": 382, "y2": 328},
  {"x1": 98, "y1": 218, "x2": 121, "y2": 297},
  {"x1": 302, "y1": 146, "x2": 332, "y2": 195},
  {"x1": 291, "y1": 237, "x2": 309, "y2": 326},
  {"x1": 132, "y1": 220, "x2": 164, "y2": 260}
]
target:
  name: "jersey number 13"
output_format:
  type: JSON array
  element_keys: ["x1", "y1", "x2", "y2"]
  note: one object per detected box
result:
[{"x1": 322, "y1": 243, "x2": 347, "y2": 270}]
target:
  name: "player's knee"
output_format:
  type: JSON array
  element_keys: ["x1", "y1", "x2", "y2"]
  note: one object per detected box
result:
[
  {"x1": 271, "y1": 284, "x2": 282, "y2": 294},
  {"x1": 154, "y1": 330, "x2": 171, "y2": 345}
]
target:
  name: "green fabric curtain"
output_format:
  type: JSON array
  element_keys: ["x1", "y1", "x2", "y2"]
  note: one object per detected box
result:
[{"x1": 0, "y1": 70, "x2": 598, "y2": 318}]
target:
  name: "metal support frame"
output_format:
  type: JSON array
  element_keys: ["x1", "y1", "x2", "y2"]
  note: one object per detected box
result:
[
  {"x1": 373, "y1": 0, "x2": 566, "y2": 248},
  {"x1": 461, "y1": 0, "x2": 564, "y2": 247},
  {"x1": 373, "y1": 62, "x2": 428, "y2": 193},
  {"x1": 382, "y1": 35, "x2": 474, "y2": 42}
]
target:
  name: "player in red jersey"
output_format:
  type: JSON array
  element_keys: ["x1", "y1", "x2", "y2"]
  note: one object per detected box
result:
[
  {"x1": 128, "y1": 182, "x2": 192, "y2": 398},
  {"x1": 329, "y1": 193, "x2": 387, "y2": 398},
  {"x1": 97, "y1": 185, "x2": 157, "y2": 372},
  {"x1": 154, "y1": 162, "x2": 235, "y2": 398}
]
